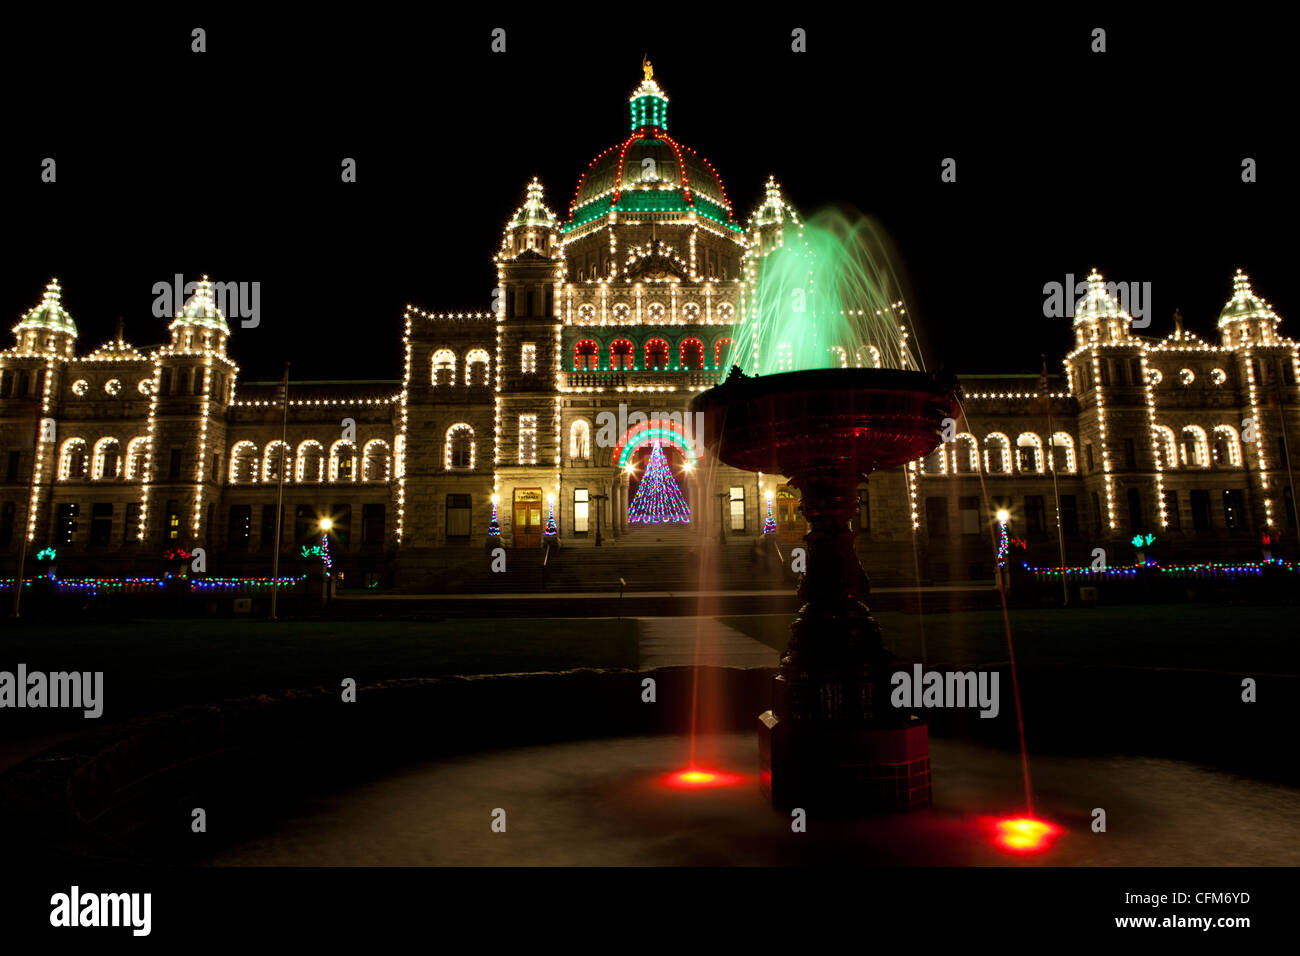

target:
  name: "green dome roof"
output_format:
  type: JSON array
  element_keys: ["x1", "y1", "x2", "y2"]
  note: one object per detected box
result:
[
  {"x1": 1218, "y1": 269, "x2": 1278, "y2": 328},
  {"x1": 168, "y1": 276, "x2": 231, "y2": 336},
  {"x1": 1073, "y1": 269, "x2": 1130, "y2": 326},
  {"x1": 14, "y1": 279, "x2": 78, "y2": 339},
  {"x1": 507, "y1": 177, "x2": 558, "y2": 231}
]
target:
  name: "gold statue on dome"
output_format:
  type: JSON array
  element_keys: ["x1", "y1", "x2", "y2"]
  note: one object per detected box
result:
[{"x1": 642, "y1": 55, "x2": 654, "y2": 81}]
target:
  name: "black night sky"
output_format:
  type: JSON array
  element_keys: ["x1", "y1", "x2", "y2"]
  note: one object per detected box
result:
[{"x1": 3, "y1": 11, "x2": 1293, "y2": 382}]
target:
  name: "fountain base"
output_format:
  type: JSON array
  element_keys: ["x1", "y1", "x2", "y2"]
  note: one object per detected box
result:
[{"x1": 759, "y1": 709, "x2": 932, "y2": 813}]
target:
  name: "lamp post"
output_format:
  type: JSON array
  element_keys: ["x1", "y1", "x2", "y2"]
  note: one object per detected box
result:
[
  {"x1": 591, "y1": 493, "x2": 608, "y2": 547},
  {"x1": 715, "y1": 491, "x2": 729, "y2": 544},
  {"x1": 994, "y1": 508, "x2": 1010, "y2": 592}
]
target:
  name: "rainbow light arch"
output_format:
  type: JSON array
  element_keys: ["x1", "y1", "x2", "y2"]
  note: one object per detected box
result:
[{"x1": 613, "y1": 422, "x2": 699, "y2": 468}]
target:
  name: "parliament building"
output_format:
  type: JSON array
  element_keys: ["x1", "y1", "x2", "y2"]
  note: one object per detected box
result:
[{"x1": 2, "y1": 67, "x2": 1297, "y2": 590}]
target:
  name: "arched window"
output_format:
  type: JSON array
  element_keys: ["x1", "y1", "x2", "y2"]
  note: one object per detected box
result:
[
  {"x1": 431, "y1": 349, "x2": 456, "y2": 386},
  {"x1": 125, "y1": 437, "x2": 149, "y2": 481},
  {"x1": 263, "y1": 441, "x2": 291, "y2": 483},
  {"x1": 953, "y1": 433, "x2": 979, "y2": 474},
  {"x1": 922, "y1": 444, "x2": 947, "y2": 475},
  {"x1": 59, "y1": 438, "x2": 88, "y2": 479},
  {"x1": 229, "y1": 441, "x2": 259, "y2": 483},
  {"x1": 574, "y1": 339, "x2": 599, "y2": 371},
  {"x1": 445, "y1": 424, "x2": 475, "y2": 470},
  {"x1": 465, "y1": 349, "x2": 490, "y2": 386},
  {"x1": 1016, "y1": 433, "x2": 1043, "y2": 473},
  {"x1": 569, "y1": 420, "x2": 591, "y2": 460},
  {"x1": 645, "y1": 338, "x2": 670, "y2": 369},
  {"x1": 679, "y1": 338, "x2": 704, "y2": 370},
  {"x1": 329, "y1": 440, "x2": 356, "y2": 482},
  {"x1": 92, "y1": 437, "x2": 122, "y2": 480},
  {"x1": 713, "y1": 337, "x2": 732, "y2": 368},
  {"x1": 1153, "y1": 425, "x2": 1177, "y2": 469},
  {"x1": 984, "y1": 433, "x2": 1011, "y2": 475},
  {"x1": 610, "y1": 339, "x2": 634, "y2": 370},
  {"x1": 1180, "y1": 426, "x2": 1209, "y2": 467},
  {"x1": 296, "y1": 440, "x2": 325, "y2": 483},
  {"x1": 362, "y1": 439, "x2": 393, "y2": 482},
  {"x1": 1211, "y1": 425, "x2": 1242, "y2": 467},
  {"x1": 1050, "y1": 432, "x2": 1076, "y2": 473}
]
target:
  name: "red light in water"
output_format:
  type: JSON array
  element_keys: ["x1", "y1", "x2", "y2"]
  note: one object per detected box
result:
[
  {"x1": 662, "y1": 767, "x2": 744, "y2": 789},
  {"x1": 988, "y1": 816, "x2": 1061, "y2": 853}
]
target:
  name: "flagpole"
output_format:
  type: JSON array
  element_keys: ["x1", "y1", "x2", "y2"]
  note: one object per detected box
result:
[
  {"x1": 269, "y1": 363, "x2": 289, "y2": 620},
  {"x1": 1042, "y1": 355, "x2": 1068, "y2": 605},
  {"x1": 11, "y1": 400, "x2": 45, "y2": 618}
]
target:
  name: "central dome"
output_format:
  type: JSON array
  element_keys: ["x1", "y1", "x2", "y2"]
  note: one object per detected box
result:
[{"x1": 566, "y1": 68, "x2": 736, "y2": 234}]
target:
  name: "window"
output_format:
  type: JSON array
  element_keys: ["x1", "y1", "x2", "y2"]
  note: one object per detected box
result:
[
  {"x1": 1223, "y1": 489, "x2": 1246, "y2": 531},
  {"x1": 610, "y1": 339, "x2": 634, "y2": 370},
  {"x1": 574, "y1": 488, "x2": 589, "y2": 534},
  {"x1": 1163, "y1": 490, "x2": 1180, "y2": 529},
  {"x1": 294, "y1": 505, "x2": 316, "y2": 546},
  {"x1": 445, "y1": 425, "x2": 474, "y2": 470},
  {"x1": 1123, "y1": 438, "x2": 1136, "y2": 467},
  {"x1": 260, "y1": 504, "x2": 281, "y2": 550},
  {"x1": 958, "y1": 495, "x2": 980, "y2": 535},
  {"x1": 90, "y1": 503, "x2": 112, "y2": 546},
  {"x1": 521, "y1": 343, "x2": 537, "y2": 374},
  {"x1": 1190, "y1": 490, "x2": 1212, "y2": 531},
  {"x1": 1016, "y1": 433, "x2": 1042, "y2": 473},
  {"x1": 925, "y1": 497, "x2": 949, "y2": 537},
  {"x1": 729, "y1": 486, "x2": 745, "y2": 531},
  {"x1": 645, "y1": 339, "x2": 670, "y2": 369},
  {"x1": 446, "y1": 495, "x2": 471, "y2": 539},
  {"x1": 1060, "y1": 495, "x2": 1079, "y2": 535},
  {"x1": 1126, "y1": 488, "x2": 1143, "y2": 531},
  {"x1": 679, "y1": 338, "x2": 704, "y2": 370},
  {"x1": 574, "y1": 340, "x2": 599, "y2": 370},
  {"x1": 569, "y1": 421, "x2": 591, "y2": 460},
  {"x1": 1084, "y1": 443, "x2": 1094, "y2": 472},
  {"x1": 57, "y1": 503, "x2": 79, "y2": 544},
  {"x1": 229, "y1": 505, "x2": 251, "y2": 548},
  {"x1": 6, "y1": 450, "x2": 20, "y2": 483},
  {"x1": 124, "y1": 503, "x2": 140, "y2": 542},
  {"x1": 168, "y1": 448, "x2": 183, "y2": 480},
  {"x1": 518, "y1": 415, "x2": 537, "y2": 464},
  {"x1": 362, "y1": 504, "x2": 386, "y2": 547},
  {"x1": 857, "y1": 485, "x2": 871, "y2": 535},
  {"x1": 331, "y1": 505, "x2": 352, "y2": 549},
  {"x1": 165, "y1": 500, "x2": 180, "y2": 540},
  {"x1": 1129, "y1": 358, "x2": 1142, "y2": 384},
  {"x1": 1025, "y1": 495, "x2": 1046, "y2": 535},
  {"x1": 431, "y1": 349, "x2": 456, "y2": 386},
  {"x1": 1099, "y1": 361, "x2": 1110, "y2": 386},
  {"x1": 0, "y1": 501, "x2": 15, "y2": 547}
]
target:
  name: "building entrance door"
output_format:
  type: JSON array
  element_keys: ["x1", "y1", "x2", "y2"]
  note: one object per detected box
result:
[
  {"x1": 776, "y1": 485, "x2": 805, "y2": 543},
  {"x1": 513, "y1": 488, "x2": 542, "y2": 548}
]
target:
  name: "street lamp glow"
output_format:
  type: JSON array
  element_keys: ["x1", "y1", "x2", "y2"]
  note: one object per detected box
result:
[
  {"x1": 319, "y1": 517, "x2": 333, "y2": 531},
  {"x1": 995, "y1": 509, "x2": 1010, "y2": 524},
  {"x1": 490, "y1": 493, "x2": 499, "y2": 506}
]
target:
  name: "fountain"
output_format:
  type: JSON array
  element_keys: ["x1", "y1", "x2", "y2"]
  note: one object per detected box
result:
[{"x1": 690, "y1": 208, "x2": 959, "y2": 813}]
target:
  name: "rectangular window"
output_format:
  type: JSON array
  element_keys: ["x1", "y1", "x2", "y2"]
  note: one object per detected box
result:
[
  {"x1": 518, "y1": 415, "x2": 537, "y2": 464},
  {"x1": 1025, "y1": 495, "x2": 1046, "y2": 535},
  {"x1": 125, "y1": 502, "x2": 140, "y2": 542},
  {"x1": 57, "y1": 503, "x2": 80, "y2": 544},
  {"x1": 1223, "y1": 489, "x2": 1246, "y2": 530},
  {"x1": 521, "y1": 343, "x2": 537, "y2": 374},
  {"x1": 573, "y1": 488, "x2": 589, "y2": 534},
  {"x1": 1060, "y1": 494, "x2": 1079, "y2": 536},
  {"x1": 90, "y1": 503, "x2": 113, "y2": 546},
  {"x1": 1123, "y1": 438, "x2": 1136, "y2": 467},
  {"x1": 0, "y1": 501, "x2": 15, "y2": 547},
  {"x1": 331, "y1": 504, "x2": 352, "y2": 549},
  {"x1": 1127, "y1": 487, "x2": 1143, "y2": 531},
  {"x1": 729, "y1": 486, "x2": 745, "y2": 531},
  {"x1": 1099, "y1": 361, "x2": 1110, "y2": 386},
  {"x1": 229, "y1": 505, "x2": 251, "y2": 547},
  {"x1": 1191, "y1": 489, "x2": 1212, "y2": 531},
  {"x1": 6, "y1": 450, "x2": 19, "y2": 484},
  {"x1": 1085, "y1": 443, "x2": 1095, "y2": 472},
  {"x1": 362, "y1": 503, "x2": 386, "y2": 547},
  {"x1": 446, "y1": 494, "x2": 471, "y2": 539},
  {"x1": 1130, "y1": 358, "x2": 1142, "y2": 384},
  {"x1": 260, "y1": 504, "x2": 281, "y2": 550},
  {"x1": 165, "y1": 499, "x2": 180, "y2": 540},
  {"x1": 925, "y1": 497, "x2": 949, "y2": 537},
  {"x1": 1017, "y1": 446, "x2": 1036, "y2": 472},
  {"x1": 1163, "y1": 490, "x2": 1180, "y2": 529},
  {"x1": 958, "y1": 495, "x2": 979, "y2": 535}
]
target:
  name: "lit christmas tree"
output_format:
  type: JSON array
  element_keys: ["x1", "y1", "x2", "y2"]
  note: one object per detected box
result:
[
  {"x1": 545, "y1": 496, "x2": 558, "y2": 536},
  {"x1": 762, "y1": 493, "x2": 777, "y2": 534},
  {"x1": 628, "y1": 443, "x2": 691, "y2": 524}
]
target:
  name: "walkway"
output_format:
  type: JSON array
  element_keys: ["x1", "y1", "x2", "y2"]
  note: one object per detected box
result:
[{"x1": 636, "y1": 615, "x2": 779, "y2": 670}]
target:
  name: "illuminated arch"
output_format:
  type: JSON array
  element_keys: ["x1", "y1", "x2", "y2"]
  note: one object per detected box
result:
[
  {"x1": 59, "y1": 437, "x2": 88, "y2": 479},
  {"x1": 613, "y1": 420, "x2": 700, "y2": 469},
  {"x1": 1152, "y1": 425, "x2": 1177, "y2": 470},
  {"x1": 1180, "y1": 425, "x2": 1209, "y2": 467},
  {"x1": 1015, "y1": 432, "x2": 1043, "y2": 473},
  {"x1": 445, "y1": 423, "x2": 475, "y2": 470},
  {"x1": 296, "y1": 440, "x2": 325, "y2": 482},
  {"x1": 952, "y1": 433, "x2": 979, "y2": 473},
  {"x1": 465, "y1": 349, "x2": 490, "y2": 385},
  {"x1": 431, "y1": 349, "x2": 455, "y2": 386},
  {"x1": 229, "y1": 440, "x2": 259, "y2": 484},
  {"x1": 644, "y1": 338, "x2": 670, "y2": 369},
  {"x1": 610, "y1": 339, "x2": 634, "y2": 370},
  {"x1": 679, "y1": 337, "x2": 704, "y2": 370},
  {"x1": 574, "y1": 339, "x2": 599, "y2": 370},
  {"x1": 362, "y1": 439, "x2": 393, "y2": 482},
  {"x1": 92, "y1": 437, "x2": 122, "y2": 480},
  {"x1": 1211, "y1": 424, "x2": 1242, "y2": 467},
  {"x1": 1050, "y1": 432, "x2": 1076, "y2": 474},
  {"x1": 125, "y1": 436, "x2": 149, "y2": 481},
  {"x1": 329, "y1": 439, "x2": 357, "y2": 482},
  {"x1": 984, "y1": 433, "x2": 1011, "y2": 474}
]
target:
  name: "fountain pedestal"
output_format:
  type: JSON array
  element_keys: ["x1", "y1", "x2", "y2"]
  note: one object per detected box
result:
[{"x1": 691, "y1": 367, "x2": 958, "y2": 815}]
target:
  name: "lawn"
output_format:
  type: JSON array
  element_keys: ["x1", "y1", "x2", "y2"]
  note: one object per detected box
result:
[
  {"x1": 719, "y1": 605, "x2": 1300, "y2": 674},
  {"x1": 0, "y1": 617, "x2": 638, "y2": 734}
]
